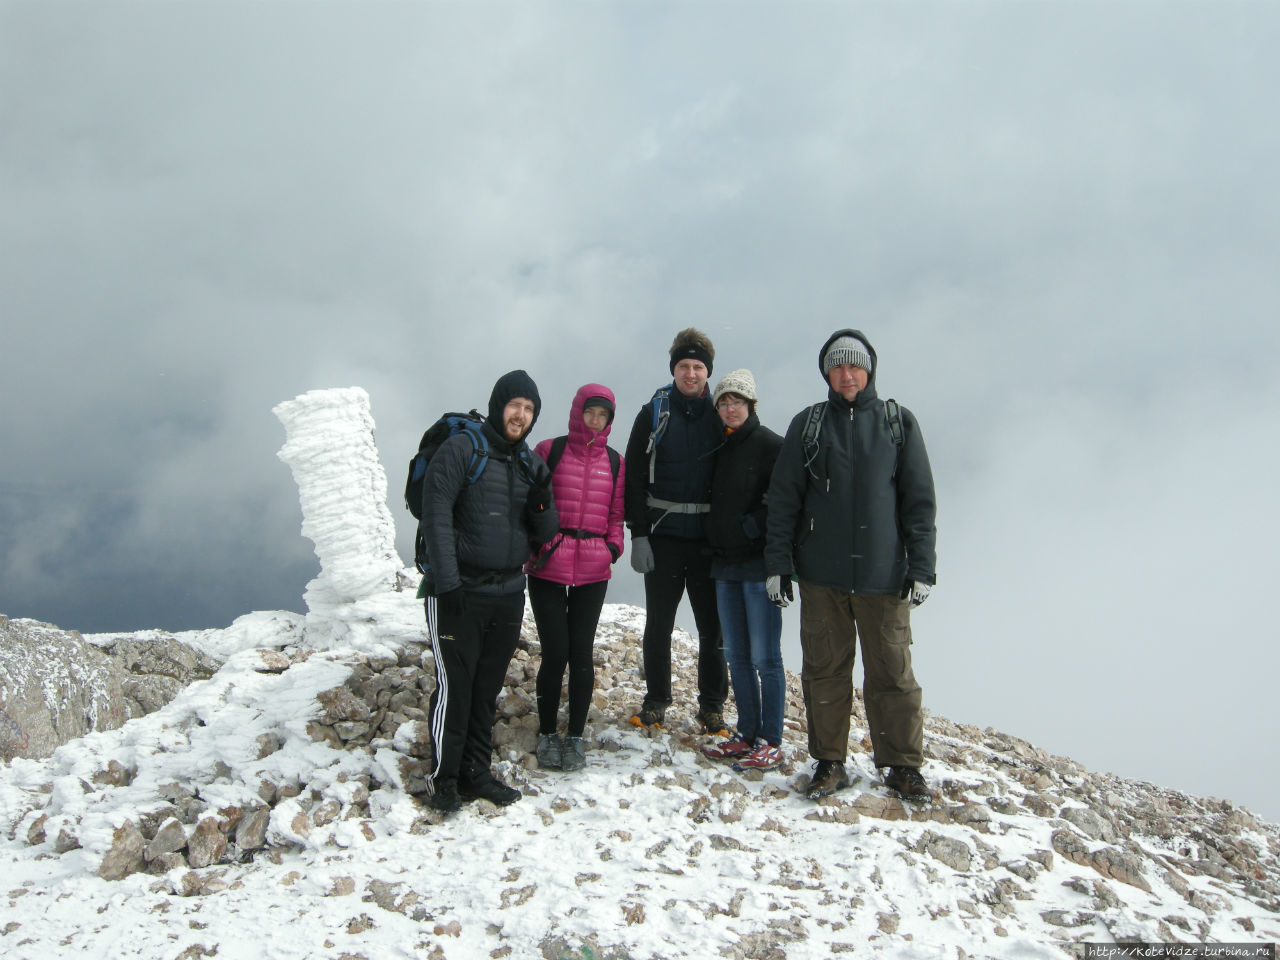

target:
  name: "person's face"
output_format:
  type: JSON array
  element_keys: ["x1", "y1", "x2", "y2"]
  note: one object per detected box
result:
[
  {"x1": 827, "y1": 364, "x2": 869, "y2": 402},
  {"x1": 503, "y1": 397, "x2": 536, "y2": 441},
  {"x1": 582, "y1": 404, "x2": 610, "y2": 435},
  {"x1": 716, "y1": 393, "x2": 749, "y2": 430},
  {"x1": 673, "y1": 358, "x2": 709, "y2": 398}
]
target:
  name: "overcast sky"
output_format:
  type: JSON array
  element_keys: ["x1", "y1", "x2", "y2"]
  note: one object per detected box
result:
[{"x1": 3, "y1": 2, "x2": 1277, "y2": 820}]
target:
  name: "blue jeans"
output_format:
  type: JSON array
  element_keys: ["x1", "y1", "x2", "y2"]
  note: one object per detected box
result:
[{"x1": 715, "y1": 579, "x2": 785, "y2": 745}]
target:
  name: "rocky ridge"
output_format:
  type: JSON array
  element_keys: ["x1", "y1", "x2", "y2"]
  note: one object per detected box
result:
[{"x1": 0, "y1": 614, "x2": 220, "y2": 762}]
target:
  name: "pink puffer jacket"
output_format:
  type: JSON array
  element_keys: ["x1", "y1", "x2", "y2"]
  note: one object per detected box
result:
[{"x1": 528, "y1": 383, "x2": 626, "y2": 586}]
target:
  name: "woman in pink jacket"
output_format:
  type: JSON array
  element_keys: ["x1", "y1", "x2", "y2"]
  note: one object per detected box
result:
[{"x1": 527, "y1": 383, "x2": 626, "y2": 773}]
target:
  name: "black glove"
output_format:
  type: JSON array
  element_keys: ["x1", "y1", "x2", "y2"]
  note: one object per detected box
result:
[
  {"x1": 526, "y1": 474, "x2": 552, "y2": 514},
  {"x1": 766, "y1": 575, "x2": 793, "y2": 607},
  {"x1": 607, "y1": 542, "x2": 621, "y2": 564},
  {"x1": 435, "y1": 588, "x2": 466, "y2": 616}
]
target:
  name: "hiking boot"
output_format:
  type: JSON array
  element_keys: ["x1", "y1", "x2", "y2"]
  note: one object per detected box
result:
[
  {"x1": 536, "y1": 733, "x2": 563, "y2": 770},
  {"x1": 696, "y1": 709, "x2": 729, "y2": 737},
  {"x1": 805, "y1": 759, "x2": 851, "y2": 800},
  {"x1": 884, "y1": 765, "x2": 933, "y2": 802},
  {"x1": 458, "y1": 775, "x2": 521, "y2": 806},
  {"x1": 702, "y1": 734, "x2": 753, "y2": 761},
  {"x1": 561, "y1": 736, "x2": 587, "y2": 772},
  {"x1": 427, "y1": 778, "x2": 462, "y2": 815},
  {"x1": 629, "y1": 701, "x2": 666, "y2": 729},
  {"x1": 733, "y1": 740, "x2": 784, "y2": 771}
]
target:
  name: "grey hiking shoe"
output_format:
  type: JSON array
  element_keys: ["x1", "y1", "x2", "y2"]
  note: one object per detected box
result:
[
  {"x1": 805, "y1": 759, "x2": 851, "y2": 800},
  {"x1": 536, "y1": 733, "x2": 563, "y2": 770},
  {"x1": 884, "y1": 765, "x2": 932, "y2": 802},
  {"x1": 561, "y1": 736, "x2": 587, "y2": 772}
]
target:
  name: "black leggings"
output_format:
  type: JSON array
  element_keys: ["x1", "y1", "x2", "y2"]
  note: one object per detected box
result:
[{"x1": 527, "y1": 576, "x2": 609, "y2": 737}]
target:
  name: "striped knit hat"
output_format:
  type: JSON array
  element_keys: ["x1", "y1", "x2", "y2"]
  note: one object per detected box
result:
[{"x1": 822, "y1": 336, "x2": 873, "y2": 376}]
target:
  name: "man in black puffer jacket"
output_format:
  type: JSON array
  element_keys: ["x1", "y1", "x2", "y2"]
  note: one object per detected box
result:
[
  {"x1": 421, "y1": 369, "x2": 559, "y2": 814},
  {"x1": 765, "y1": 330, "x2": 937, "y2": 803}
]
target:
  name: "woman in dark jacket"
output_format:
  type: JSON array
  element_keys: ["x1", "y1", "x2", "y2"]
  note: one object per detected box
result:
[{"x1": 702, "y1": 369, "x2": 786, "y2": 770}]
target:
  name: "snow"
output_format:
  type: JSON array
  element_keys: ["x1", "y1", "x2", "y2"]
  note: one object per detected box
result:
[{"x1": 2, "y1": 388, "x2": 1276, "y2": 959}]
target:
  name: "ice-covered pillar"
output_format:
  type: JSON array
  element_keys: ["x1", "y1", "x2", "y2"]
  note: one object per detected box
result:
[{"x1": 273, "y1": 387, "x2": 404, "y2": 649}]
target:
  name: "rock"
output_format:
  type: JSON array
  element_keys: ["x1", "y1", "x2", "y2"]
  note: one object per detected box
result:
[
  {"x1": 98, "y1": 820, "x2": 146, "y2": 880},
  {"x1": 236, "y1": 806, "x2": 271, "y2": 851},
  {"x1": 315, "y1": 686, "x2": 371, "y2": 724},
  {"x1": 1051, "y1": 828, "x2": 1150, "y2": 893},
  {"x1": 1060, "y1": 805, "x2": 1118, "y2": 843},
  {"x1": 91, "y1": 759, "x2": 133, "y2": 788},
  {"x1": 187, "y1": 818, "x2": 229, "y2": 869},
  {"x1": 0, "y1": 618, "x2": 129, "y2": 761},
  {"x1": 53, "y1": 826, "x2": 81, "y2": 853},
  {"x1": 254, "y1": 649, "x2": 292, "y2": 673},
  {"x1": 916, "y1": 831, "x2": 973, "y2": 872},
  {"x1": 147, "y1": 851, "x2": 187, "y2": 874},
  {"x1": 145, "y1": 818, "x2": 188, "y2": 861}
]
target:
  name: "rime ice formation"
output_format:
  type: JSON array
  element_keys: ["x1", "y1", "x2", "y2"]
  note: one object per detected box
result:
[{"x1": 273, "y1": 387, "x2": 412, "y2": 653}]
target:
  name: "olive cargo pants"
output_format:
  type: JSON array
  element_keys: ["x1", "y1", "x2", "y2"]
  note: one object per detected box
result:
[{"x1": 798, "y1": 581, "x2": 924, "y2": 768}]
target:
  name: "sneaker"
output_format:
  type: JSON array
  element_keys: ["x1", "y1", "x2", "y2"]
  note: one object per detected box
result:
[
  {"x1": 536, "y1": 733, "x2": 563, "y2": 770},
  {"x1": 702, "y1": 734, "x2": 753, "y2": 761},
  {"x1": 696, "y1": 709, "x2": 729, "y2": 737},
  {"x1": 805, "y1": 759, "x2": 851, "y2": 800},
  {"x1": 427, "y1": 778, "x2": 462, "y2": 815},
  {"x1": 458, "y1": 776, "x2": 521, "y2": 806},
  {"x1": 561, "y1": 736, "x2": 587, "y2": 772},
  {"x1": 884, "y1": 765, "x2": 933, "y2": 802},
  {"x1": 733, "y1": 740, "x2": 784, "y2": 771},
  {"x1": 629, "y1": 701, "x2": 666, "y2": 729}
]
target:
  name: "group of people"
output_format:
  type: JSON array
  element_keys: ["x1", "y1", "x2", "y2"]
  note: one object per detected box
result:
[{"x1": 413, "y1": 328, "x2": 937, "y2": 816}]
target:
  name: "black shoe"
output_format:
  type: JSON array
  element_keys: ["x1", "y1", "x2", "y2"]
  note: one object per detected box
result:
[
  {"x1": 884, "y1": 765, "x2": 933, "y2": 802},
  {"x1": 458, "y1": 776, "x2": 521, "y2": 806},
  {"x1": 427, "y1": 778, "x2": 462, "y2": 814},
  {"x1": 696, "y1": 709, "x2": 729, "y2": 737},
  {"x1": 805, "y1": 759, "x2": 851, "y2": 800},
  {"x1": 629, "y1": 701, "x2": 666, "y2": 729}
]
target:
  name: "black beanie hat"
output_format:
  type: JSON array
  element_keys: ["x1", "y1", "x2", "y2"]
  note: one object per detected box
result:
[
  {"x1": 668, "y1": 327, "x2": 715, "y2": 376},
  {"x1": 487, "y1": 369, "x2": 541, "y2": 432}
]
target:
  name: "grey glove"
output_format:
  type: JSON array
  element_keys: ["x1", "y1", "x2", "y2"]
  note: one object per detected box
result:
[
  {"x1": 630, "y1": 536, "x2": 655, "y2": 574},
  {"x1": 766, "y1": 575, "x2": 792, "y2": 608},
  {"x1": 902, "y1": 581, "x2": 931, "y2": 608}
]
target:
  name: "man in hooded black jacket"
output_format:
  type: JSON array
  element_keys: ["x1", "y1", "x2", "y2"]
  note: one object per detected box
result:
[
  {"x1": 764, "y1": 330, "x2": 937, "y2": 803},
  {"x1": 420, "y1": 369, "x2": 559, "y2": 814}
]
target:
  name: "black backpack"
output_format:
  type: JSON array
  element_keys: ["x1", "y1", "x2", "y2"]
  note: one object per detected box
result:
[
  {"x1": 544, "y1": 435, "x2": 621, "y2": 485},
  {"x1": 404, "y1": 411, "x2": 533, "y2": 575},
  {"x1": 801, "y1": 398, "x2": 903, "y2": 477}
]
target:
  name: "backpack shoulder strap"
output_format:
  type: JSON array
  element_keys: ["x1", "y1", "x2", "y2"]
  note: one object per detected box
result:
[
  {"x1": 801, "y1": 401, "x2": 827, "y2": 477},
  {"x1": 546, "y1": 435, "x2": 569, "y2": 473},
  {"x1": 884, "y1": 398, "x2": 903, "y2": 447},
  {"x1": 606, "y1": 446, "x2": 621, "y2": 484},
  {"x1": 646, "y1": 386, "x2": 672, "y2": 484},
  {"x1": 459, "y1": 419, "x2": 490, "y2": 484}
]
